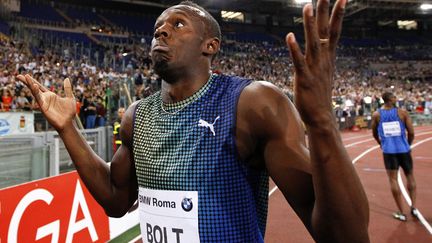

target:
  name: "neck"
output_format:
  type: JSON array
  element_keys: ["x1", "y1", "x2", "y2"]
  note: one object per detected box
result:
[
  {"x1": 161, "y1": 71, "x2": 211, "y2": 103},
  {"x1": 383, "y1": 103, "x2": 394, "y2": 109}
]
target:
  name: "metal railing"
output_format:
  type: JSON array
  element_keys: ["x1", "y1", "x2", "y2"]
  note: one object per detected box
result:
[
  {"x1": 1, "y1": 113, "x2": 430, "y2": 189},
  {"x1": 0, "y1": 126, "x2": 113, "y2": 189},
  {"x1": 336, "y1": 113, "x2": 432, "y2": 130}
]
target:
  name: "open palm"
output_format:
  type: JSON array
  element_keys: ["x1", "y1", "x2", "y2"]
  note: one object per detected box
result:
[
  {"x1": 286, "y1": 0, "x2": 345, "y2": 127},
  {"x1": 17, "y1": 74, "x2": 76, "y2": 131}
]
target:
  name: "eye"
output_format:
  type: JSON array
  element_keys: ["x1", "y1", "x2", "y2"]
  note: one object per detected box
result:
[{"x1": 175, "y1": 21, "x2": 184, "y2": 28}]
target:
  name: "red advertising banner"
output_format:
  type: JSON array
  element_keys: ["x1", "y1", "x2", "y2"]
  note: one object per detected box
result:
[{"x1": 0, "y1": 172, "x2": 110, "y2": 243}]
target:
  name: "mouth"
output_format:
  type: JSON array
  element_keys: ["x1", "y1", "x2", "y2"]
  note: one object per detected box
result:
[{"x1": 151, "y1": 45, "x2": 170, "y2": 53}]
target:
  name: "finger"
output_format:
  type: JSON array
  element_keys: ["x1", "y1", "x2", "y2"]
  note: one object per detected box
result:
[
  {"x1": 17, "y1": 75, "x2": 29, "y2": 87},
  {"x1": 23, "y1": 75, "x2": 40, "y2": 96},
  {"x1": 286, "y1": 33, "x2": 307, "y2": 76},
  {"x1": 24, "y1": 75, "x2": 44, "y2": 106},
  {"x1": 17, "y1": 74, "x2": 31, "y2": 88},
  {"x1": 17, "y1": 74, "x2": 26, "y2": 82},
  {"x1": 303, "y1": 4, "x2": 320, "y2": 60},
  {"x1": 25, "y1": 74, "x2": 49, "y2": 92},
  {"x1": 316, "y1": 0, "x2": 330, "y2": 39},
  {"x1": 329, "y1": 0, "x2": 347, "y2": 53},
  {"x1": 63, "y1": 78, "x2": 74, "y2": 99}
]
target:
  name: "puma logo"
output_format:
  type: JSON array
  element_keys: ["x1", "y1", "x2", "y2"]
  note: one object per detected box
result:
[{"x1": 198, "y1": 116, "x2": 220, "y2": 136}]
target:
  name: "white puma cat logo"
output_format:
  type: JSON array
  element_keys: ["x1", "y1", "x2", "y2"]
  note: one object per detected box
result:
[{"x1": 198, "y1": 116, "x2": 220, "y2": 136}]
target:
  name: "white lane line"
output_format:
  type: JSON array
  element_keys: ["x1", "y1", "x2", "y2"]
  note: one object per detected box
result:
[
  {"x1": 269, "y1": 130, "x2": 432, "y2": 234},
  {"x1": 352, "y1": 137, "x2": 432, "y2": 235},
  {"x1": 352, "y1": 145, "x2": 380, "y2": 163},
  {"x1": 362, "y1": 168, "x2": 386, "y2": 172},
  {"x1": 398, "y1": 137, "x2": 432, "y2": 234},
  {"x1": 268, "y1": 142, "x2": 380, "y2": 196},
  {"x1": 345, "y1": 138, "x2": 375, "y2": 148},
  {"x1": 343, "y1": 134, "x2": 371, "y2": 141},
  {"x1": 411, "y1": 137, "x2": 432, "y2": 149},
  {"x1": 414, "y1": 156, "x2": 432, "y2": 160},
  {"x1": 268, "y1": 131, "x2": 432, "y2": 196},
  {"x1": 396, "y1": 172, "x2": 432, "y2": 234},
  {"x1": 345, "y1": 130, "x2": 432, "y2": 148},
  {"x1": 269, "y1": 130, "x2": 432, "y2": 195},
  {"x1": 342, "y1": 128, "x2": 432, "y2": 142}
]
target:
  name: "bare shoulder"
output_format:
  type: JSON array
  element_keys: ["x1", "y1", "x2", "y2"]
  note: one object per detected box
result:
[
  {"x1": 397, "y1": 107, "x2": 409, "y2": 116},
  {"x1": 239, "y1": 81, "x2": 292, "y2": 113},
  {"x1": 238, "y1": 81, "x2": 302, "y2": 139},
  {"x1": 235, "y1": 80, "x2": 308, "y2": 172},
  {"x1": 120, "y1": 100, "x2": 141, "y2": 147},
  {"x1": 372, "y1": 110, "x2": 380, "y2": 117},
  {"x1": 397, "y1": 108, "x2": 412, "y2": 124},
  {"x1": 241, "y1": 80, "x2": 285, "y2": 97}
]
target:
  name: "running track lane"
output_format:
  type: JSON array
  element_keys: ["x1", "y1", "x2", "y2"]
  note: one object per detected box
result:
[{"x1": 265, "y1": 125, "x2": 432, "y2": 242}]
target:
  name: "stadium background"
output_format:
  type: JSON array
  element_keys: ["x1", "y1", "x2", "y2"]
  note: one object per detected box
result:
[{"x1": 0, "y1": 0, "x2": 431, "y2": 242}]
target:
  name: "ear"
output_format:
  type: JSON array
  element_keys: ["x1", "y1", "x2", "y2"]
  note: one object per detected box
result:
[{"x1": 202, "y1": 38, "x2": 220, "y2": 56}]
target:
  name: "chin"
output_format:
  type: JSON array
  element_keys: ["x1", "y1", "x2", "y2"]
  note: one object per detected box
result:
[
  {"x1": 152, "y1": 61, "x2": 174, "y2": 82},
  {"x1": 153, "y1": 60, "x2": 168, "y2": 74}
]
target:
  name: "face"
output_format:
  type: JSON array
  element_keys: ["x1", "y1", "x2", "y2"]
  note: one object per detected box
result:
[
  {"x1": 118, "y1": 108, "x2": 125, "y2": 119},
  {"x1": 386, "y1": 94, "x2": 397, "y2": 106},
  {"x1": 151, "y1": 5, "x2": 207, "y2": 79}
]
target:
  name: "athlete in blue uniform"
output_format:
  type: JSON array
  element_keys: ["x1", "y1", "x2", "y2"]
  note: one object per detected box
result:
[
  {"x1": 18, "y1": 0, "x2": 369, "y2": 242},
  {"x1": 372, "y1": 92, "x2": 417, "y2": 221}
]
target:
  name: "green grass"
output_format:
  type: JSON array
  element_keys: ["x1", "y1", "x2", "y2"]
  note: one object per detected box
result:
[{"x1": 108, "y1": 224, "x2": 141, "y2": 243}]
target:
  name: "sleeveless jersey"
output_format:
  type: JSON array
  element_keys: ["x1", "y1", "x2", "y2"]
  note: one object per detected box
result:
[
  {"x1": 133, "y1": 74, "x2": 269, "y2": 242},
  {"x1": 378, "y1": 108, "x2": 410, "y2": 154}
]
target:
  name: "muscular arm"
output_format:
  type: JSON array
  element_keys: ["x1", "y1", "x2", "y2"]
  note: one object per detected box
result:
[
  {"x1": 237, "y1": 0, "x2": 369, "y2": 241},
  {"x1": 59, "y1": 103, "x2": 138, "y2": 217},
  {"x1": 237, "y1": 82, "x2": 314, "y2": 228},
  {"x1": 306, "y1": 110, "x2": 369, "y2": 242},
  {"x1": 399, "y1": 109, "x2": 415, "y2": 145},
  {"x1": 371, "y1": 111, "x2": 381, "y2": 145},
  {"x1": 238, "y1": 82, "x2": 368, "y2": 242}
]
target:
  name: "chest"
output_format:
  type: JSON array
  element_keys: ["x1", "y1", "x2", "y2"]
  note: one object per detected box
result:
[{"x1": 133, "y1": 99, "x2": 240, "y2": 188}]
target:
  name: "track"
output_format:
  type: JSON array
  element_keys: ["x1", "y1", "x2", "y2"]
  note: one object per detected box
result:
[{"x1": 266, "y1": 125, "x2": 432, "y2": 242}]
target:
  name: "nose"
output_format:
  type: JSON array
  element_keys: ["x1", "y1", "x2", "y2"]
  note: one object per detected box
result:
[{"x1": 154, "y1": 24, "x2": 170, "y2": 39}]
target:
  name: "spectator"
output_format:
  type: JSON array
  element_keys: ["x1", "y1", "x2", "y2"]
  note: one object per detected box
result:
[
  {"x1": 83, "y1": 95, "x2": 97, "y2": 129},
  {"x1": 96, "y1": 96, "x2": 107, "y2": 127},
  {"x1": 112, "y1": 107, "x2": 125, "y2": 153},
  {"x1": 1, "y1": 88, "x2": 14, "y2": 111},
  {"x1": 15, "y1": 90, "x2": 32, "y2": 111}
]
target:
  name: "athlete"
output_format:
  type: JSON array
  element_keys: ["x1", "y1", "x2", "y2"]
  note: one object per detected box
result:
[
  {"x1": 372, "y1": 92, "x2": 417, "y2": 221},
  {"x1": 18, "y1": 0, "x2": 369, "y2": 242}
]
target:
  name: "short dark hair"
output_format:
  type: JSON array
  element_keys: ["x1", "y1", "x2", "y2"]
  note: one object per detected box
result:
[
  {"x1": 178, "y1": 1, "x2": 221, "y2": 41},
  {"x1": 382, "y1": 92, "x2": 394, "y2": 103}
]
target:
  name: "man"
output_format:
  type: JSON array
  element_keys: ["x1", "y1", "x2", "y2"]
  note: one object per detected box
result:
[
  {"x1": 17, "y1": 0, "x2": 369, "y2": 242},
  {"x1": 113, "y1": 107, "x2": 125, "y2": 153},
  {"x1": 372, "y1": 92, "x2": 417, "y2": 221}
]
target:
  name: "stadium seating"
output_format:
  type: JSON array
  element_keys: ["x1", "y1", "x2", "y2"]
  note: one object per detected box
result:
[{"x1": 18, "y1": 0, "x2": 65, "y2": 23}]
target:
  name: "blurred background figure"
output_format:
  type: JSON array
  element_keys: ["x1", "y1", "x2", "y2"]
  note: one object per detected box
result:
[{"x1": 112, "y1": 106, "x2": 125, "y2": 153}]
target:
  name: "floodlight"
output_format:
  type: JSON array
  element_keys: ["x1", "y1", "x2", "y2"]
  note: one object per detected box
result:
[
  {"x1": 420, "y1": 3, "x2": 432, "y2": 10},
  {"x1": 295, "y1": 0, "x2": 312, "y2": 4}
]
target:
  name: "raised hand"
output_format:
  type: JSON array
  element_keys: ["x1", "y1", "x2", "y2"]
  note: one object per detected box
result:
[
  {"x1": 286, "y1": 0, "x2": 346, "y2": 127},
  {"x1": 17, "y1": 74, "x2": 76, "y2": 131}
]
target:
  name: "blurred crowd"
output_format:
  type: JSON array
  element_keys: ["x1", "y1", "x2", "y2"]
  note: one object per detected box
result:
[{"x1": 1, "y1": 34, "x2": 432, "y2": 130}]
